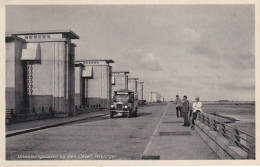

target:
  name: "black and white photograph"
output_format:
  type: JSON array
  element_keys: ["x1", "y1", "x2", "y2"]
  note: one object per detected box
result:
[{"x1": 2, "y1": 1, "x2": 259, "y2": 165}]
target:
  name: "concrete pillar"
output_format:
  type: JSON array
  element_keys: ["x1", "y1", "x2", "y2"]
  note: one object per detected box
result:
[
  {"x1": 152, "y1": 92, "x2": 156, "y2": 102},
  {"x1": 5, "y1": 35, "x2": 26, "y2": 112},
  {"x1": 75, "y1": 64, "x2": 84, "y2": 107},
  {"x1": 75, "y1": 59, "x2": 114, "y2": 109},
  {"x1": 137, "y1": 82, "x2": 144, "y2": 100},
  {"x1": 8, "y1": 30, "x2": 79, "y2": 117},
  {"x1": 128, "y1": 78, "x2": 138, "y2": 93},
  {"x1": 112, "y1": 71, "x2": 129, "y2": 98},
  {"x1": 160, "y1": 96, "x2": 164, "y2": 102}
]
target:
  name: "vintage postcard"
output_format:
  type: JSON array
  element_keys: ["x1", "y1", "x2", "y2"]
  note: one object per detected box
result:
[{"x1": 0, "y1": 0, "x2": 259, "y2": 166}]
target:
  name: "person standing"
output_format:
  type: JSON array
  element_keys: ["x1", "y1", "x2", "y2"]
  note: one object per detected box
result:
[
  {"x1": 191, "y1": 97, "x2": 202, "y2": 130},
  {"x1": 188, "y1": 100, "x2": 193, "y2": 125},
  {"x1": 182, "y1": 95, "x2": 190, "y2": 126},
  {"x1": 174, "y1": 95, "x2": 182, "y2": 117}
]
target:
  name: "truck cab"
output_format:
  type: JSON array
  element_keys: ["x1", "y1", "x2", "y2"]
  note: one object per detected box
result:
[{"x1": 110, "y1": 89, "x2": 138, "y2": 118}]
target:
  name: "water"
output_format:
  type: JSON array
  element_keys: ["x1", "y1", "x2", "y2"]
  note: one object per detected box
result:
[{"x1": 202, "y1": 103, "x2": 255, "y2": 136}]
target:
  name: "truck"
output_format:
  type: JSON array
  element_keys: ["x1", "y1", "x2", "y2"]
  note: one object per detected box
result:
[{"x1": 110, "y1": 89, "x2": 138, "y2": 118}]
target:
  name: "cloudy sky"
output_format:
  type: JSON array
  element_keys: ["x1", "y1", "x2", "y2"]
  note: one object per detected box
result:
[{"x1": 6, "y1": 5, "x2": 255, "y2": 101}]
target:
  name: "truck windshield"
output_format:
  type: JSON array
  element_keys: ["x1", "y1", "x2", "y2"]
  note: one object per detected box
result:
[{"x1": 115, "y1": 94, "x2": 129, "y2": 102}]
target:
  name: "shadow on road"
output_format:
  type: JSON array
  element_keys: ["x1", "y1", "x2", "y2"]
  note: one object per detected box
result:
[
  {"x1": 136, "y1": 112, "x2": 153, "y2": 117},
  {"x1": 109, "y1": 112, "x2": 153, "y2": 119},
  {"x1": 71, "y1": 111, "x2": 154, "y2": 125}
]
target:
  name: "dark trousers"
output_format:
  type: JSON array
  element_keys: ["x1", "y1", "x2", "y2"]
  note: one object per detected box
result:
[
  {"x1": 183, "y1": 112, "x2": 189, "y2": 126},
  {"x1": 176, "y1": 107, "x2": 182, "y2": 117},
  {"x1": 192, "y1": 110, "x2": 200, "y2": 125}
]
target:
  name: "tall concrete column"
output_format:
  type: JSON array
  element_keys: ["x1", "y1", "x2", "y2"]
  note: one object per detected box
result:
[
  {"x1": 74, "y1": 64, "x2": 84, "y2": 107},
  {"x1": 5, "y1": 35, "x2": 26, "y2": 112},
  {"x1": 137, "y1": 82, "x2": 144, "y2": 100}
]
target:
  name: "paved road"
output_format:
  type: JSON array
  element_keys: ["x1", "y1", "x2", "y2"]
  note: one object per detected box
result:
[
  {"x1": 6, "y1": 103, "x2": 166, "y2": 160},
  {"x1": 6, "y1": 103, "x2": 218, "y2": 160}
]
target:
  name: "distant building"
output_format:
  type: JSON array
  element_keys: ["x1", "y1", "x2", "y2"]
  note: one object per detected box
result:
[
  {"x1": 144, "y1": 92, "x2": 152, "y2": 103},
  {"x1": 218, "y1": 100, "x2": 230, "y2": 102},
  {"x1": 152, "y1": 92, "x2": 161, "y2": 102},
  {"x1": 144, "y1": 92, "x2": 163, "y2": 103}
]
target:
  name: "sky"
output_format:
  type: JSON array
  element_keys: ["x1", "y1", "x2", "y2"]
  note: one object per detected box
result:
[{"x1": 6, "y1": 5, "x2": 255, "y2": 101}]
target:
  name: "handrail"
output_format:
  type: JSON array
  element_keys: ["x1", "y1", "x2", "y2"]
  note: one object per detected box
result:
[
  {"x1": 200, "y1": 112, "x2": 254, "y2": 137},
  {"x1": 197, "y1": 112, "x2": 255, "y2": 159},
  {"x1": 6, "y1": 107, "x2": 52, "y2": 120}
]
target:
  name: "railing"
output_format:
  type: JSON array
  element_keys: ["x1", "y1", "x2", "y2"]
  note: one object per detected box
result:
[
  {"x1": 197, "y1": 112, "x2": 255, "y2": 159},
  {"x1": 75, "y1": 104, "x2": 102, "y2": 113},
  {"x1": 6, "y1": 107, "x2": 54, "y2": 124},
  {"x1": 6, "y1": 105, "x2": 103, "y2": 124}
]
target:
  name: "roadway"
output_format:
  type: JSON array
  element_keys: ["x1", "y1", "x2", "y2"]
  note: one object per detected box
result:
[{"x1": 6, "y1": 103, "x2": 218, "y2": 160}]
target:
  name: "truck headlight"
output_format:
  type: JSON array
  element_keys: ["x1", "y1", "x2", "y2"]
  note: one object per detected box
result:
[{"x1": 123, "y1": 105, "x2": 128, "y2": 109}]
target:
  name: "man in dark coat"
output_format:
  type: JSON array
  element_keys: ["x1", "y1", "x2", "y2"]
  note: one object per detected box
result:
[
  {"x1": 174, "y1": 95, "x2": 182, "y2": 117},
  {"x1": 182, "y1": 95, "x2": 190, "y2": 127}
]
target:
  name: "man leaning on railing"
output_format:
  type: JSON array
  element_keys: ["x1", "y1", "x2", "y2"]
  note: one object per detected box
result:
[{"x1": 191, "y1": 96, "x2": 202, "y2": 130}]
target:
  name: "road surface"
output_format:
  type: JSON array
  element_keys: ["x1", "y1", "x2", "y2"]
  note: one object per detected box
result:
[{"x1": 6, "y1": 103, "x2": 218, "y2": 160}]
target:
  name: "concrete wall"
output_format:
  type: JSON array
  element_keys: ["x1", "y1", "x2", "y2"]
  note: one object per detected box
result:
[
  {"x1": 6, "y1": 38, "x2": 25, "y2": 112},
  {"x1": 28, "y1": 42, "x2": 75, "y2": 117},
  {"x1": 75, "y1": 65, "x2": 83, "y2": 107},
  {"x1": 28, "y1": 42, "x2": 59, "y2": 111},
  {"x1": 86, "y1": 66, "x2": 109, "y2": 108},
  {"x1": 68, "y1": 44, "x2": 76, "y2": 116},
  {"x1": 195, "y1": 121, "x2": 249, "y2": 159}
]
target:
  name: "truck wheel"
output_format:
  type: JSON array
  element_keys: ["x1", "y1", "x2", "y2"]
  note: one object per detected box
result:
[
  {"x1": 110, "y1": 111, "x2": 114, "y2": 118},
  {"x1": 134, "y1": 108, "x2": 138, "y2": 117},
  {"x1": 127, "y1": 110, "x2": 132, "y2": 118}
]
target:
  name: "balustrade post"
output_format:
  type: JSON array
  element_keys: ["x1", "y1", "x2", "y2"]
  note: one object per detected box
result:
[
  {"x1": 229, "y1": 125, "x2": 238, "y2": 146},
  {"x1": 218, "y1": 121, "x2": 224, "y2": 137},
  {"x1": 207, "y1": 117, "x2": 210, "y2": 127},
  {"x1": 209, "y1": 117, "x2": 214, "y2": 131},
  {"x1": 199, "y1": 112, "x2": 202, "y2": 122},
  {"x1": 49, "y1": 106, "x2": 54, "y2": 117},
  {"x1": 247, "y1": 137, "x2": 255, "y2": 159}
]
